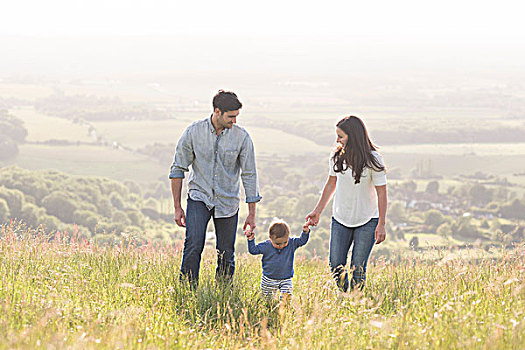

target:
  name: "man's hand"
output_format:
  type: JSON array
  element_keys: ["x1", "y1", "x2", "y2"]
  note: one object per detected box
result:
[
  {"x1": 244, "y1": 229, "x2": 255, "y2": 241},
  {"x1": 174, "y1": 207, "x2": 186, "y2": 227},
  {"x1": 375, "y1": 223, "x2": 386, "y2": 244},
  {"x1": 243, "y1": 213, "x2": 256, "y2": 233}
]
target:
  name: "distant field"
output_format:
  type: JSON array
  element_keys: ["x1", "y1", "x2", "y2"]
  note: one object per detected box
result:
[
  {"x1": 384, "y1": 143, "x2": 525, "y2": 156},
  {"x1": 92, "y1": 119, "x2": 193, "y2": 148},
  {"x1": 7, "y1": 109, "x2": 525, "y2": 189},
  {"x1": 4, "y1": 96, "x2": 525, "y2": 189},
  {"x1": 0, "y1": 83, "x2": 54, "y2": 99},
  {"x1": 11, "y1": 107, "x2": 93, "y2": 143},
  {"x1": 7, "y1": 144, "x2": 166, "y2": 183},
  {"x1": 383, "y1": 152, "x2": 525, "y2": 177},
  {"x1": 91, "y1": 119, "x2": 328, "y2": 155}
]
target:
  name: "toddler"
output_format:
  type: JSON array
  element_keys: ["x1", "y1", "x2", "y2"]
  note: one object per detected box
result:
[{"x1": 246, "y1": 219, "x2": 312, "y2": 299}]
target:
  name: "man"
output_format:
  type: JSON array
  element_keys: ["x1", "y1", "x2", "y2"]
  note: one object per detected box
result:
[{"x1": 169, "y1": 90, "x2": 261, "y2": 285}]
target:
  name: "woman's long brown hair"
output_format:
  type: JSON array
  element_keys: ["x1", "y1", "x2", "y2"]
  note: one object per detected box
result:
[{"x1": 332, "y1": 116, "x2": 385, "y2": 184}]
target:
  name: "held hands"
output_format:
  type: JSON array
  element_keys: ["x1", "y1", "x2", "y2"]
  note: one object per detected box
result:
[
  {"x1": 303, "y1": 218, "x2": 314, "y2": 233},
  {"x1": 243, "y1": 213, "x2": 256, "y2": 235},
  {"x1": 244, "y1": 228, "x2": 255, "y2": 241},
  {"x1": 305, "y1": 211, "x2": 320, "y2": 226}
]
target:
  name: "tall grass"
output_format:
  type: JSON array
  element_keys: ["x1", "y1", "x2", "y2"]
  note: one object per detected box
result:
[{"x1": 1, "y1": 222, "x2": 523, "y2": 349}]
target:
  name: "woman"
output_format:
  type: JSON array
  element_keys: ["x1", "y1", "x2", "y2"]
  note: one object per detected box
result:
[{"x1": 306, "y1": 116, "x2": 387, "y2": 291}]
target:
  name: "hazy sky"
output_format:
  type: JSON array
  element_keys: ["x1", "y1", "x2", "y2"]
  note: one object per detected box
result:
[
  {"x1": 1, "y1": 1, "x2": 524, "y2": 77},
  {"x1": 2, "y1": 0, "x2": 524, "y2": 38}
]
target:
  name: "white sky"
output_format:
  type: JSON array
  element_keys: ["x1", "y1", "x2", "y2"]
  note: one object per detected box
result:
[
  {"x1": 1, "y1": 0, "x2": 524, "y2": 76},
  {"x1": 1, "y1": 0, "x2": 524, "y2": 38}
]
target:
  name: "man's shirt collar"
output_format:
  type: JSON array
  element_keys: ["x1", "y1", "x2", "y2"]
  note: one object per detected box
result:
[{"x1": 207, "y1": 114, "x2": 230, "y2": 135}]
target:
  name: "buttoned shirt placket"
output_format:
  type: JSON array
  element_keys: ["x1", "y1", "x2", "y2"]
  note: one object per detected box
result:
[{"x1": 211, "y1": 128, "x2": 223, "y2": 210}]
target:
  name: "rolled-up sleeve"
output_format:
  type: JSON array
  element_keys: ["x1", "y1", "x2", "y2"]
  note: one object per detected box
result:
[
  {"x1": 239, "y1": 134, "x2": 262, "y2": 203},
  {"x1": 169, "y1": 127, "x2": 194, "y2": 179}
]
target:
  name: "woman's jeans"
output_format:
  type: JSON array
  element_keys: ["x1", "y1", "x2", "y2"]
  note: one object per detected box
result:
[
  {"x1": 180, "y1": 198, "x2": 238, "y2": 286},
  {"x1": 329, "y1": 217, "x2": 378, "y2": 292}
]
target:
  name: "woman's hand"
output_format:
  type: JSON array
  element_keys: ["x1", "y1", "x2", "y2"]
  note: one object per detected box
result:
[
  {"x1": 375, "y1": 223, "x2": 386, "y2": 244},
  {"x1": 303, "y1": 219, "x2": 314, "y2": 233},
  {"x1": 305, "y1": 211, "x2": 321, "y2": 226}
]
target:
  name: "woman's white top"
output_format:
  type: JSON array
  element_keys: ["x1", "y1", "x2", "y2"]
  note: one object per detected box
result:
[{"x1": 329, "y1": 150, "x2": 387, "y2": 227}]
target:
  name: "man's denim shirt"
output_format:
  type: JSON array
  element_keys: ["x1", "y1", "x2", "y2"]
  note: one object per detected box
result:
[{"x1": 169, "y1": 116, "x2": 262, "y2": 218}]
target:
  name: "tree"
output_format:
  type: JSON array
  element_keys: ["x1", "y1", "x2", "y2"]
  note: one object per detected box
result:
[
  {"x1": 124, "y1": 180, "x2": 142, "y2": 196},
  {"x1": 0, "y1": 198, "x2": 10, "y2": 223},
  {"x1": 126, "y1": 209, "x2": 144, "y2": 227},
  {"x1": 73, "y1": 209, "x2": 99, "y2": 232},
  {"x1": 293, "y1": 193, "x2": 319, "y2": 219},
  {"x1": 389, "y1": 201, "x2": 406, "y2": 222},
  {"x1": 470, "y1": 184, "x2": 492, "y2": 206},
  {"x1": 97, "y1": 198, "x2": 113, "y2": 218},
  {"x1": 401, "y1": 181, "x2": 417, "y2": 194},
  {"x1": 109, "y1": 192, "x2": 125, "y2": 210},
  {"x1": 0, "y1": 111, "x2": 28, "y2": 160},
  {"x1": 0, "y1": 111, "x2": 28, "y2": 142},
  {"x1": 112, "y1": 210, "x2": 131, "y2": 226},
  {"x1": 500, "y1": 199, "x2": 525, "y2": 220},
  {"x1": 436, "y1": 222, "x2": 452, "y2": 237},
  {"x1": 20, "y1": 203, "x2": 44, "y2": 227},
  {"x1": 41, "y1": 192, "x2": 78, "y2": 223},
  {"x1": 425, "y1": 180, "x2": 440, "y2": 195},
  {"x1": 0, "y1": 186, "x2": 24, "y2": 218},
  {"x1": 452, "y1": 216, "x2": 484, "y2": 240},
  {"x1": 424, "y1": 209, "x2": 446, "y2": 227}
]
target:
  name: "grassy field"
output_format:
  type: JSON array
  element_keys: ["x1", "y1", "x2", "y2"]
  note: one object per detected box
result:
[
  {"x1": 92, "y1": 120, "x2": 191, "y2": 149},
  {"x1": 11, "y1": 107, "x2": 93, "y2": 143},
  {"x1": 1, "y1": 223, "x2": 523, "y2": 349},
  {"x1": 384, "y1": 143, "x2": 525, "y2": 156},
  {"x1": 5, "y1": 144, "x2": 166, "y2": 184}
]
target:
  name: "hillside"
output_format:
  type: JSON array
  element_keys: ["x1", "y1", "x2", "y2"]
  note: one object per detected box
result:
[{"x1": 1, "y1": 224, "x2": 523, "y2": 349}]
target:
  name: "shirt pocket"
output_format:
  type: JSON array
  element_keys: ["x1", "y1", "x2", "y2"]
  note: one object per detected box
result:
[{"x1": 222, "y1": 148, "x2": 239, "y2": 169}]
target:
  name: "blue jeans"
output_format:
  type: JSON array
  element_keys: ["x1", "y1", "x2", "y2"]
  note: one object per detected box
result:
[
  {"x1": 329, "y1": 217, "x2": 378, "y2": 292},
  {"x1": 180, "y1": 197, "x2": 238, "y2": 285}
]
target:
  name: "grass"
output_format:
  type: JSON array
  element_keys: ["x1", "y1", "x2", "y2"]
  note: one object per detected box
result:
[{"x1": 1, "y1": 222, "x2": 523, "y2": 349}]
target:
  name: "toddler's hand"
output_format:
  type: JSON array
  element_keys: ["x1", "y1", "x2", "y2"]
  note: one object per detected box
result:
[
  {"x1": 244, "y1": 229, "x2": 255, "y2": 240},
  {"x1": 303, "y1": 219, "x2": 313, "y2": 233}
]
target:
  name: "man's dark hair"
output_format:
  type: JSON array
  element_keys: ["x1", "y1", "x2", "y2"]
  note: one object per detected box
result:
[
  {"x1": 269, "y1": 221, "x2": 290, "y2": 239},
  {"x1": 212, "y1": 90, "x2": 242, "y2": 113}
]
